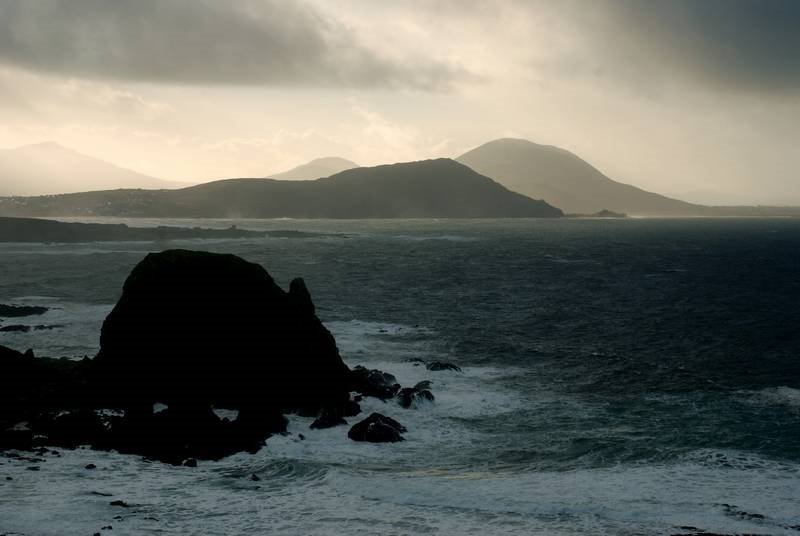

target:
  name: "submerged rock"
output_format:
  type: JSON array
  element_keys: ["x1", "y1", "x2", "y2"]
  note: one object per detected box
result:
[
  {"x1": 426, "y1": 361, "x2": 462, "y2": 372},
  {"x1": 348, "y1": 413, "x2": 406, "y2": 443},
  {"x1": 0, "y1": 325, "x2": 30, "y2": 333},
  {"x1": 0, "y1": 304, "x2": 49, "y2": 317}
]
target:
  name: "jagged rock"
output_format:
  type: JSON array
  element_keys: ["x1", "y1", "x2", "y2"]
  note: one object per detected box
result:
[
  {"x1": 348, "y1": 413, "x2": 406, "y2": 443},
  {"x1": 310, "y1": 409, "x2": 348, "y2": 430},
  {"x1": 414, "y1": 380, "x2": 433, "y2": 390},
  {"x1": 350, "y1": 366, "x2": 401, "y2": 400},
  {"x1": 396, "y1": 387, "x2": 435, "y2": 409},
  {"x1": 426, "y1": 361, "x2": 462, "y2": 372},
  {"x1": 288, "y1": 278, "x2": 315, "y2": 315}
]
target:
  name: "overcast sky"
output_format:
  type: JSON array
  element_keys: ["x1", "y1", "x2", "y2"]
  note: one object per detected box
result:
[{"x1": 0, "y1": 0, "x2": 798, "y2": 203}]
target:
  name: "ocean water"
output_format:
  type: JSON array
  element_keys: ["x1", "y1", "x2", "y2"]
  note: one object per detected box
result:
[{"x1": 1, "y1": 218, "x2": 799, "y2": 535}]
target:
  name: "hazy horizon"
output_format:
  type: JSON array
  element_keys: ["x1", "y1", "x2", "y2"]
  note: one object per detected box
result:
[{"x1": 0, "y1": 1, "x2": 798, "y2": 204}]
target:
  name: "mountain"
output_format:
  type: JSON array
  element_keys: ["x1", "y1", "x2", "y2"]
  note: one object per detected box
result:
[
  {"x1": 456, "y1": 138, "x2": 706, "y2": 216},
  {"x1": 0, "y1": 142, "x2": 180, "y2": 196},
  {"x1": 269, "y1": 157, "x2": 358, "y2": 180},
  {"x1": 0, "y1": 158, "x2": 563, "y2": 219}
]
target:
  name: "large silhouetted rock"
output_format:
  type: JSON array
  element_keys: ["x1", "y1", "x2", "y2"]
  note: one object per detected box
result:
[{"x1": 93, "y1": 249, "x2": 352, "y2": 417}]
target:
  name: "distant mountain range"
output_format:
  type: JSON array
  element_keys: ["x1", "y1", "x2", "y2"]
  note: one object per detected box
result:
[
  {"x1": 269, "y1": 157, "x2": 358, "y2": 180},
  {"x1": 457, "y1": 139, "x2": 704, "y2": 216},
  {"x1": 456, "y1": 139, "x2": 800, "y2": 217},
  {"x1": 0, "y1": 142, "x2": 180, "y2": 196},
  {"x1": 1, "y1": 139, "x2": 798, "y2": 219},
  {"x1": 0, "y1": 159, "x2": 562, "y2": 218}
]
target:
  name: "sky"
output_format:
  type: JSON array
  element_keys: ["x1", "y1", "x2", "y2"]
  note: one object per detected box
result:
[{"x1": 0, "y1": 0, "x2": 798, "y2": 204}]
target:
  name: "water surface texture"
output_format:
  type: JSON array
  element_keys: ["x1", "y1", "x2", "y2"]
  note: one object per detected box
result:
[{"x1": 1, "y1": 218, "x2": 799, "y2": 535}]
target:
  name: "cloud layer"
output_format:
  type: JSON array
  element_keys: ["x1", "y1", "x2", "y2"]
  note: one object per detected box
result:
[
  {"x1": 0, "y1": 0, "x2": 464, "y2": 89},
  {"x1": 561, "y1": 0, "x2": 800, "y2": 93}
]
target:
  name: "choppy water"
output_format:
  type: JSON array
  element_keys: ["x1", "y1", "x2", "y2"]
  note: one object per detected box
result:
[{"x1": 1, "y1": 218, "x2": 799, "y2": 535}]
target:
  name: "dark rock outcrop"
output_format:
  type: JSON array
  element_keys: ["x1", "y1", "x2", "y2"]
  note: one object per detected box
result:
[
  {"x1": 86, "y1": 249, "x2": 352, "y2": 462},
  {"x1": 1, "y1": 250, "x2": 369, "y2": 463},
  {"x1": 0, "y1": 345, "x2": 94, "y2": 445},
  {"x1": 93, "y1": 249, "x2": 352, "y2": 416},
  {"x1": 426, "y1": 361, "x2": 462, "y2": 372},
  {"x1": 350, "y1": 365, "x2": 401, "y2": 400},
  {"x1": 396, "y1": 387, "x2": 435, "y2": 409},
  {"x1": 348, "y1": 413, "x2": 406, "y2": 443},
  {"x1": 310, "y1": 409, "x2": 348, "y2": 430}
]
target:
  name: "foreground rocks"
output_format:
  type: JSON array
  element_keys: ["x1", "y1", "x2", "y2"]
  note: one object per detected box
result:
[
  {"x1": 0, "y1": 249, "x2": 439, "y2": 463},
  {"x1": 2, "y1": 250, "x2": 357, "y2": 463},
  {"x1": 350, "y1": 365, "x2": 401, "y2": 400}
]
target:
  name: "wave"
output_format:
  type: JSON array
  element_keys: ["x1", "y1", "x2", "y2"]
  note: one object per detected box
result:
[
  {"x1": 741, "y1": 386, "x2": 800, "y2": 413},
  {"x1": 0, "y1": 297, "x2": 110, "y2": 357}
]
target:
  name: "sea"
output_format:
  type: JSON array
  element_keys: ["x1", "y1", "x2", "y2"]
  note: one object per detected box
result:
[{"x1": 1, "y1": 217, "x2": 799, "y2": 536}]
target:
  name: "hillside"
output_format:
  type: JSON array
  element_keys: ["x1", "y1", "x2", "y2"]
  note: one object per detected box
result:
[
  {"x1": 457, "y1": 138, "x2": 705, "y2": 216},
  {"x1": 269, "y1": 157, "x2": 358, "y2": 180},
  {"x1": 0, "y1": 142, "x2": 179, "y2": 196},
  {"x1": 0, "y1": 159, "x2": 563, "y2": 219}
]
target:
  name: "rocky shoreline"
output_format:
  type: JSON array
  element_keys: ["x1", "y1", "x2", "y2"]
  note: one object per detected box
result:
[
  {"x1": 0, "y1": 216, "x2": 337, "y2": 243},
  {"x1": 0, "y1": 249, "x2": 458, "y2": 465}
]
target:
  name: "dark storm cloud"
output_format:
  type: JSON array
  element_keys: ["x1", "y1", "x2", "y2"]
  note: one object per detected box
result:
[
  {"x1": 581, "y1": 0, "x2": 800, "y2": 92},
  {"x1": 0, "y1": 0, "x2": 463, "y2": 89}
]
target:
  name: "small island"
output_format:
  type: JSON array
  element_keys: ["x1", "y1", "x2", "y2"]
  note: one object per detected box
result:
[{"x1": 567, "y1": 209, "x2": 628, "y2": 218}]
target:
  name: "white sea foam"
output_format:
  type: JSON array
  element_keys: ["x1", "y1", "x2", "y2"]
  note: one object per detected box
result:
[
  {"x1": 3, "y1": 443, "x2": 799, "y2": 536},
  {"x1": 2, "y1": 317, "x2": 798, "y2": 535},
  {"x1": 741, "y1": 386, "x2": 800, "y2": 413},
  {"x1": 388, "y1": 234, "x2": 480, "y2": 242}
]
